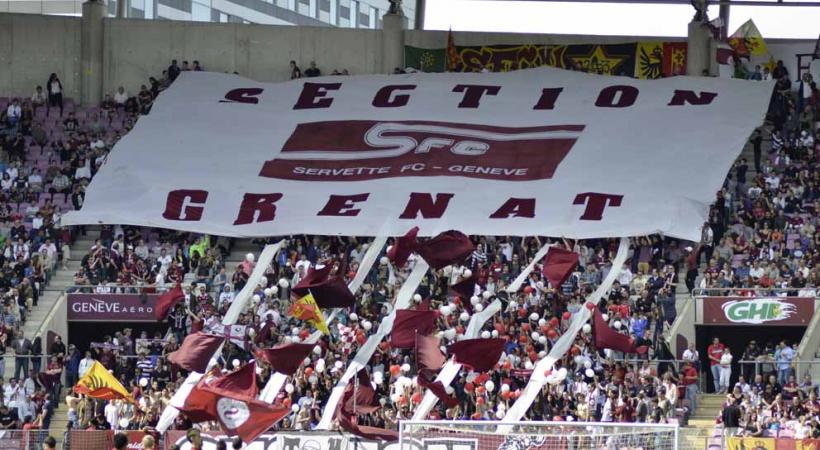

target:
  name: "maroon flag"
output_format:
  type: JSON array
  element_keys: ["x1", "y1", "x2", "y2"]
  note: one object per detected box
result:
[
  {"x1": 177, "y1": 374, "x2": 219, "y2": 423},
  {"x1": 417, "y1": 230, "x2": 474, "y2": 269},
  {"x1": 415, "y1": 333, "x2": 458, "y2": 408},
  {"x1": 337, "y1": 370, "x2": 398, "y2": 442},
  {"x1": 447, "y1": 338, "x2": 506, "y2": 372},
  {"x1": 541, "y1": 247, "x2": 579, "y2": 289},
  {"x1": 210, "y1": 361, "x2": 259, "y2": 398},
  {"x1": 587, "y1": 302, "x2": 638, "y2": 354},
  {"x1": 254, "y1": 343, "x2": 314, "y2": 375},
  {"x1": 291, "y1": 265, "x2": 355, "y2": 309},
  {"x1": 387, "y1": 227, "x2": 420, "y2": 267},
  {"x1": 167, "y1": 332, "x2": 225, "y2": 373},
  {"x1": 390, "y1": 310, "x2": 438, "y2": 349},
  {"x1": 449, "y1": 273, "x2": 478, "y2": 314},
  {"x1": 200, "y1": 379, "x2": 289, "y2": 443},
  {"x1": 153, "y1": 284, "x2": 185, "y2": 321}
]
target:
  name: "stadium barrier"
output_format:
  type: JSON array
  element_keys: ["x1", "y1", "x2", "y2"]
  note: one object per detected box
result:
[{"x1": 0, "y1": 429, "x2": 50, "y2": 450}]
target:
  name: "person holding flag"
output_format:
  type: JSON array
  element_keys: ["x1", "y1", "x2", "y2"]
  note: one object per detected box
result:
[{"x1": 74, "y1": 360, "x2": 134, "y2": 403}]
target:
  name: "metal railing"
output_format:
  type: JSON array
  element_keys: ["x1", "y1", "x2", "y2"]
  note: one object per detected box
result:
[
  {"x1": 692, "y1": 287, "x2": 816, "y2": 297},
  {"x1": 737, "y1": 359, "x2": 820, "y2": 377}
]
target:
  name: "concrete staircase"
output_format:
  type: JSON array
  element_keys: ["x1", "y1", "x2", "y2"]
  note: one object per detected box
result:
[{"x1": 684, "y1": 394, "x2": 725, "y2": 449}]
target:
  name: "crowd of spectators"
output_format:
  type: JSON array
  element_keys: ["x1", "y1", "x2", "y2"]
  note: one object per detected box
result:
[{"x1": 0, "y1": 54, "x2": 816, "y2": 444}]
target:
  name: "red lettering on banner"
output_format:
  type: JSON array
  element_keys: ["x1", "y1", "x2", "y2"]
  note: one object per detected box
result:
[
  {"x1": 532, "y1": 88, "x2": 564, "y2": 110},
  {"x1": 372, "y1": 85, "x2": 417, "y2": 108},
  {"x1": 220, "y1": 88, "x2": 264, "y2": 104},
  {"x1": 233, "y1": 193, "x2": 283, "y2": 225},
  {"x1": 452, "y1": 85, "x2": 501, "y2": 108},
  {"x1": 293, "y1": 82, "x2": 342, "y2": 110},
  {"x1": 399, "y1": 193, "x2": 454, "y2": 219},
  {"x1": 162, "y1": 190, "x2": 208, "y2": 221},
  {"x1": 595, "y1": 85, "x2": 639, "y2": 108},
  {"x1": 667, "y1": 90, "x2": 718, "y2": 106},
  {"x1": 573, "y1": 192, "x2": 623, "y2": 220},
  {"x1": 317, "y1": 194, "x2": 370, "y2": 216},
  {"x1": 490, "y1": 198, "x2": 536, "y2": 218}
]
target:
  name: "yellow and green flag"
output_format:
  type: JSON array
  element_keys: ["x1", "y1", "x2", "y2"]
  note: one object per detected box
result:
[
  {"x1": 288, "y1": 293, "x2": 329, "y2": 335},
  {"x1": 728, "y1": 19, "x2": 768, "y2": 57}
]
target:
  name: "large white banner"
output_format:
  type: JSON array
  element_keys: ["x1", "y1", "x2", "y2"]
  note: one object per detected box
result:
[{"x1": 64, "y1": 69, "x2": 772, "y2": 240}]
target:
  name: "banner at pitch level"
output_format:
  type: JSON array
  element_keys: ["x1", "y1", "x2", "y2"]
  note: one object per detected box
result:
[{"x1": 63, "y1": 69, "x2": 773, "y2": 240}]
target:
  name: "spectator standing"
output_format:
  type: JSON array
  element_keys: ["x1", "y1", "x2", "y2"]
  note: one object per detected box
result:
[
  {"x1": 167, "y1": 60, "x2": 181, "y2": 83},
  {"x1": 113, "y1": 87, "x2": 128, "y2": 107},
  {"x1": 11, "y1": 331, "x2": 31, "y2": 381},
  {"x1": 290, "y1": 61, "x2": 302, "y2": 79},
  {"x1": 722, "y1": 396, "x2": 741, "y2": 448},
  {"x1": 46, "y1": 73, "x2": 63, "y2": 117},
  {"x1": 777, "y1": 341, "x2": 795, "y2": 386},
  {"x1": 31, "y1": 86, "x2": 46, "y2": 115},
  {"x1": 681, "y1": 361, "x2": 699, "y2": 413},
  {"x1": 719, "y1": 347, "x2": 733, "y2": 394},
  {"x1": 304, "y1": 61, "x2": 321, "y2": 78},
  {"x1": 707, "y1": 337, "x2": 725, "y2": 393}
]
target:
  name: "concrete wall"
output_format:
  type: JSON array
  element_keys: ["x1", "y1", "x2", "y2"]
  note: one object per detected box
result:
[
  {"x1": 0, "y1": 13, "x2": 81, "y2": 99},
  {"x1": 102, "y1": 18, "x2": 385, "y2": 96}
]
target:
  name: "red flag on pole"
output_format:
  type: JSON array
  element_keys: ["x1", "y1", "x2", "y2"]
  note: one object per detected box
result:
[
  {"x1": 415, "y1": 333, "x2": 458, "y2": 408},
  {"x1": 449, "y1": 273, "x2": 478, "y2": 314},
  {"x1": 387, "y1": 226, "x2": 420, "y2": 268},
  {"x1": 254, "y1": 343, "x2": 314, "y2": 376},
  {"x1": 391, "y1": 310, "x2": 438, "y2": 349},
  {"x1": 154, "y1": 284, "x2": 185, "y2": 321},
  {"x1": 167, "y1": 332, "x2": 225, "y2": 373},
  {"x1": 337, "y1": 370, "x2": 398, "y2": 442},
  {"x1": 587, "y1": 302, "x2": 640, "y2": 354},
  {"x1": 446, "y1": 338, "x2": 506, "y2": 372},
  {"x1": 541, "y1": 247, "x2": 579, "y2": 289},
  {"x1": 291, "y1": 265, "x2": 355, "y2": 309},
  {"x1": 416, "y1": 230, "x2": 474, "y2": 269}
]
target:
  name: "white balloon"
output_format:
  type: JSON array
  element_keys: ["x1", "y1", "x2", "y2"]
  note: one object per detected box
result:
[
  {"x1": 602, "y1": 313, "x2": 609, "y2": 321},
  {"x1": 495, "y1": 410, "x2": 505, "y2": 419},
  {"x1": 308, "y1": 375, "x2": 318, "y2": 384},
  {"x1": 482, "y1": 291, "x2": 492, "y2": 299},
  {"x1": 613, "y1": 321, "x2": 622, "y2": 330},
  {"x1": 401, "y1": 363, "x2": 411, "y2": 373},
  {"x1": 380, "y1": 256, "x2": 389, "y2": 265},
  {"x1": 463, "y1": 269, "x2": 472, "y2": 278},
  {"x1": 530, "y1": 332, "x2": 540, "y2": 340},
  {"x1": 313, "y1": 345, "x2": 322, "y2": 355},
  {"x1": 349, "y1": 313, "x2": 359, "y2": 321},
  {"x1": 582, "y1": 324, "x2": 592, "y2": 334},
  {"x1": 292, "y1": 327, "x2": 300, "y2": 335},
  {"x1": 334, "y1": 361, "x2": 344, "y2": 369},
  {"x1": 362, "y1": 243, "x2": 369, "y2": 250},
  {"x1": 574, "y1": 355, "x2": 584, "y2": 365},
  {"x1": 292, "y1": 336, "x2": 301, "y2": 343},
  {"x1": 529, "y1": 312, "x2": 540, "y2": 321},
  {"x1": 436, "y1": 331, "x2": 444, "y2": 339},
  {"x1": 258, "y1": 277, "x2": 267, "y2": 287},
  {"x1": 316, "y1": 364, "x2": 325, "y2": 373},
  {"x1": 139, "y1": 378, "x2": 148, "y2": 387},
  {"x1": 481, "y1": 331, "x2": 491, "y2": 339},
  {"x1": 491, "y1": 330, "x2": 499, "y2": 338},
  {"x1": 445, "y1": 386, "x2": 455, "y2": 395},
  {"x1": 440, "y1": 305, "x2": 452, "y2": 316},
  {"x1": 501, "y1": 384, "x2": 510, "y2": 393},
  {"x1": 524, "y1": 361, "x2": 534, "y2": 370},
  {"x1": 538, "y1": 336, "x2": 547, "y2": 344},
  {"x1": 509, "y1": 300, "x2": 518, "y2": 309},
  {"x1": 363, "y1": 321, "x2": 373, "y2": 331},
  {"x1": 246, "y1": 253, "x2": 255, "y2": 262},
  {"x1": 444, "y1": 328, "x2": 457, "y2": 340},
  {"x1": 263, "y1": 288, "x2": 273, "y2": 297},
  {"x1": 443, "y1": 266, "x2": 453, "y2": 276},
  {"x1": 373, "y1": 372, "x2": 384, "y2": 384},
  {"x1": 252, "y1": 294, "x2": 261, "y2": 303},
  {"x1": 303, "y1": 357, "x2": 311, "y2": 365},
  {"x1": 379, "y1": 397, "x2": 387, "y2": 406},
  {"x1": 538, "y1": 351, "x2": 547, "y2": 358},
  {"x1": 475, "y1": 303, "x2": 484, "y2": 312},
  {"x1": 538, "y1": 318, "x2": 547, "y2": 327},
  {"x1": 485, "y1": 380, "x2": 495, "y2": 392},
  {"x1": 386, "y1": 245, "x2": 393, "y2": 254},
  {"x1": 460, "y1": 312, "x2": 470, "y2": 322},
  {"x1": 278, "y1": 278, "x2": 289, "y2": 288},
  {"x1": 291, "y1": 404, "x2": 300, "y2": 412},
  {"x1": 270, "y1": 286, "x2": 278, "y2": 296},
  {"x1": 557, "y1": 368, "x2": 568, "y2": 380},
  {"x1": 585, "y1": 369, "x2": 595, "y2": 378},
  {"x1": 470, "y1": 295, "x2": 480, "y2": 306},
  {"x1": 285, "y1": 383, "x2": 294, "y2": 393},
  {"x1": 232, "y1": 359, "x2": 240, "y2": 368},
  {"x1": 413, "y1": 294, "x2": 422, "y2": 302},
  {"x1": 584, "y1": 360, "x2": 592, "y2": 369}
]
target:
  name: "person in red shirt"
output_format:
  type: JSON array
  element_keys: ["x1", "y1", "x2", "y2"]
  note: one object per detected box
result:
[
  {"x1": 708, "y1": 337, "x2": 725, "y2": 393},
  {"x1": 681, "y1": 361, "x2": 699, "y2": 413}
]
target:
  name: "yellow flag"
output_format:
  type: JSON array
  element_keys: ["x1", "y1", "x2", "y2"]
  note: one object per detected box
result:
[
  {"x1": 74, "y1": 360, "x2": 135, "y2": 403},
  {"x1": 288, "y1": 293, "x2": 329, "y2": 335},
  {"x1": 728, "y1": 19, "x2": 768, "y2": 56}
]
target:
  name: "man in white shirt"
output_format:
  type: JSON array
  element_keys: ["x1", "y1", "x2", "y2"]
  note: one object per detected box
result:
[
  {"x1": 78, "y1": 351, "x2": 95, "y2": 377},
  {"x1": 104, "y1": 400, "x2": 121, "y2": 429},
  {"x1": 3, "y1": 379, "x2": 21, "y2": 411},
  {"x1": 156, "y1": 248, "x2": 172, "y2": 273},
  {"x1": 682, "y1": 343, "x2": 699, "y2": 367},
  {"x1": 294, "y1": 255, "x2": 311, "y2": 275},
  {"x1": 113, "y1": 87, "x2": 128, "y2": 105},
  {"x1": 31, "y1": 86, "x2": 46, "y2": 113},
  {"x1": 6, "y1": 99, "x2": 21, "y2": 125}
]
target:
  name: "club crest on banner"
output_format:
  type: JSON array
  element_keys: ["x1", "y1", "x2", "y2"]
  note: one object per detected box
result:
[{"x1": 216, "y1": 398, "x2": 251, "y2": 429}]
